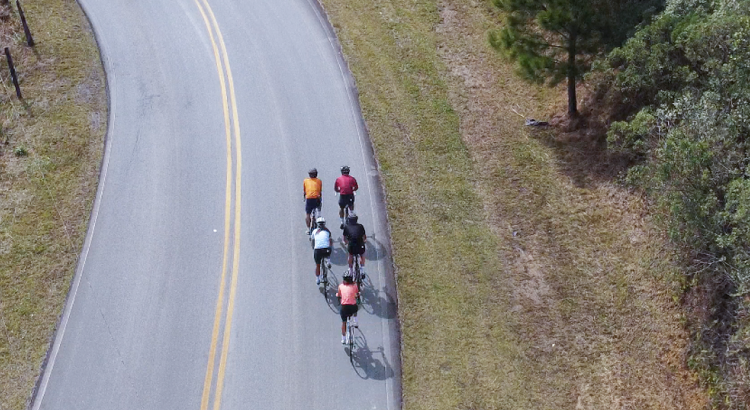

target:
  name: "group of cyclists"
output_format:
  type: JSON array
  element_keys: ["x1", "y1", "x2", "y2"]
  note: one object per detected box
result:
[{"x1": 303, "y1": 166, "x2": 368, "y2": 344}]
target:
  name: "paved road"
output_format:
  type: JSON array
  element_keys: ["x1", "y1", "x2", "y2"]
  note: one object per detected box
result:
[{"x1": 32, "y1": 0, "x2": 400, "y2": 409}]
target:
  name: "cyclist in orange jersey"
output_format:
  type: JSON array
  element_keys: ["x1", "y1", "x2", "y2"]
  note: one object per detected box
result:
[{"x1": 303, "y1": 168, "x2": 322, "y2": 233}]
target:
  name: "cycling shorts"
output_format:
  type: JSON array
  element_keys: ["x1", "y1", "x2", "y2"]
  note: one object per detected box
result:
[
  {"x1": 347, "y1": 242, "x2": 365, "y2": 256},
  {"x1": 338, "y1": 194, "x2": 355, "y2": 209},
  {"x1": 305, "y1": 198, "x2": 321, "y2": 214},
  {"x1": 340, "y1": 303, "x2": 358, "y2": 322},
  {"x1": 314, "y1": 247, "x2": 331, "y2": 264}
]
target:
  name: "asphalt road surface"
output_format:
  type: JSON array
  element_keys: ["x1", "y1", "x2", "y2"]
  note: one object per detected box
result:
[{"x1": 31, "y1": 0, "x2": 400, "y2": 409}]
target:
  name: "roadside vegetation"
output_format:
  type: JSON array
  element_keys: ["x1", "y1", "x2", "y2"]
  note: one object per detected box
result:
[
  {"x1": 319, "y1": 0, "x2": 708, "y2": 408},
  {"x1": 593, "y1": 1, "x2": 750, "y2": 406},
  {"x1": 0, "y1": 0, "x2": 105, "y2": 408}
]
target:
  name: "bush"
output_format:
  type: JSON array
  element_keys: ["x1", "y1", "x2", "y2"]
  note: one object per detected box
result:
[{"x1": 596, "y1": 0, "x2": 750, "y2": 406}]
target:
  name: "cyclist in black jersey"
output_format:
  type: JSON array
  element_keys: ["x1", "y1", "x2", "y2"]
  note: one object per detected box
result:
[{"x1": 342, "y1": 212, "x2": 366, "y2": 279}]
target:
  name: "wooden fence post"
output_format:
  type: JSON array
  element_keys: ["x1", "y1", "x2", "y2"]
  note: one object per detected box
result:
[
  {"x1": 5, "y1": 47, "x2": 22, "y2": 99},
  {"x1": 16, "y1": 0, "x2": 33, "y2": 47}
]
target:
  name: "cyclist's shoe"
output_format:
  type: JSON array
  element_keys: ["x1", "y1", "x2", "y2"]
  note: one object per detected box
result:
[
  {"x1": 326, "y1": 260, "x2": 332, "y2": 269},
  {"x1": 353, "y1": 317, "x2": 359, "y2": 328},
  {"x1": 316, "y1": 275, "x2": 321, "y2": 285},
  {"x1": 341, "y1": 335, "x2": 346, "y2": 344},
  {"x1": 360, "y1": 268, "x2": 366, "y2": 280},
  {"x1": 340, "y1": 223, "x2": 345, "y2": 229}
]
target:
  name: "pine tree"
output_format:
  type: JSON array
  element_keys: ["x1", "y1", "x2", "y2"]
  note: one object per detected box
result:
[{"x1": 490, "y1": 0, "x2": 661, "y2": 117}]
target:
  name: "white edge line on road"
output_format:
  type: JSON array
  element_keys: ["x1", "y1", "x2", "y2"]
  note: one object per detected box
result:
[{"x1": 31, "y1": 6, "x2": 117, "y2": 407}]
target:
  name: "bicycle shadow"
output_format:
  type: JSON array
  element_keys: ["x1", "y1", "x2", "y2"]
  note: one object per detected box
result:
[
  {"x1": 358, "y1": 284, "x2": 397, "y2": 320},
  {"x1": 321, "y1": 272, "x2": 341, "y2": 314},
  {"x1": 348, "y1": 331, "x2": 395, "y2": 380}
]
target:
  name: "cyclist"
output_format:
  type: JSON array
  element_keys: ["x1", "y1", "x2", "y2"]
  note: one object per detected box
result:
[
  {"x1": 334, "y1": 165, "x2": 358, "y2": 229},
  {"x1": 342, "y1": 212, "x2": 366, "y2": 279},
  {"x1": 312, "y1": 217, "x2": 332, "y2": 285},
  {"x1": 303, "y1": 168, "x2": 322, "y2": 234},
  {"x1": 336, "y1": 271, "x2": 359, "y2": 344}
]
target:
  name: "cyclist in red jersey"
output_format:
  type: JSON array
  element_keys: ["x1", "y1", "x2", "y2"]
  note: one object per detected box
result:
[
  {"x1": 334, "y1": 165, "x2": 358, "y2": 229},
  {"x1": 336, "y1": 271, "x2": 359, "y2": 344}
]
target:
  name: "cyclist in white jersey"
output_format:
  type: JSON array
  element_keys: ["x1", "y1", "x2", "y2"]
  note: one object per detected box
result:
[{"x1": 312, "y1": 217, "x2": 332, "y2": 285}]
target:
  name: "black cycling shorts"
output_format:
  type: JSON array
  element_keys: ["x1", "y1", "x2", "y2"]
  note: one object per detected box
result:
[
  {"x1": 338, "y1": 194, "x2": 355, "y2": 209},
  {"x1": 347, "y1": 242, "x2": 365, "y2": 256},
  {"x1": 314, "y1": 247, "x2": 331, "y2": 264},
  {"x1": 305, "y1": 198, "x2": 321, "y2": 214},
  {"x1": 340, "y1": 304, "x2": 358, "y2": 322}
]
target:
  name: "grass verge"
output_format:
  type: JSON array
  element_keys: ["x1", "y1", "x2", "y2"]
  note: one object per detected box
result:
[
  {"x1": 0, "y1": 1, "x2": 106, "y2": 409},
  {"x1": 318, "y1": 0, "x2": 709, "y2": 408}
]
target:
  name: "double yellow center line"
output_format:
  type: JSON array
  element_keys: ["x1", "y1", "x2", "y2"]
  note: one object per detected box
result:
[{"x1": 194, "y1": 1, "x2": 242, "y2": 409}]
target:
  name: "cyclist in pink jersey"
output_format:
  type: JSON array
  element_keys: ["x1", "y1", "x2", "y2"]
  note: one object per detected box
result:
[
  {"x1": 336, "y1": 271, "x2": 359, "y2": 344},
  {"x1": 334, "y1": 165, "x2": 358, "y2": 229}
]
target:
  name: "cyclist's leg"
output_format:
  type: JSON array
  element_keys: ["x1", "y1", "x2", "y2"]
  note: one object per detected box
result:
[
  {"x1": 305, "y1": 199, "x2": 313, "y2": 229},
  {"x1": 314, "y1": 249, "x2": 323, "y2": 276},
  {"x1": 340, "y1": 306, "x2": 350, "y2": 336},
  {"x1": 324, "y1": 248, "x2": 332, "y2": 268}
]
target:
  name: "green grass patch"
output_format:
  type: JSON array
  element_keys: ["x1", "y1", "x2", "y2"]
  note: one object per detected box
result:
[{"x1": 0, "y1": 1, "x2": 106, "y2": 409}]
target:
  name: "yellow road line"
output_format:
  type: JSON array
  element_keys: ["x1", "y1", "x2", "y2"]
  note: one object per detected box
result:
[
  {"x1": 195, "y1": 0, "x2": 243, "y2": 409},
  {"x1": 194, "y1": 1, "x2": 236, "y2": 410},
  {"x1": 198, "y1": 2, "x2": 243, "y2": 409}
]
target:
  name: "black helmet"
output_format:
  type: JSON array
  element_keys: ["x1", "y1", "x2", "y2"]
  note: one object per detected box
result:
[
  {"x1": 342, "y1": 271, "x2": 353, "y2": 281},
  {"x1": 341, "y1": 165, "x2": 350, "y2": 175},
  {"x1": 347, "y1": 211, "x2": 358, "y2": 223},
  {"x1": 308, "y1": 168, "x2": 318, "y2": 177}
]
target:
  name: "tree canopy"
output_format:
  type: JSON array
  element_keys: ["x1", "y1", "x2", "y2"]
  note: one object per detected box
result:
[{"x1": 490, "y1": 0, "x2": 662, "y2": 116}]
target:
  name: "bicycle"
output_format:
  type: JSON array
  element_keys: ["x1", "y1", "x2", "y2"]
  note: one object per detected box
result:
[
  {"x1": 308, "y1": 206, "x2": 321, "y2": 247},
  {"x1": 345, "y1": 313, "x2": 356, "y2": 358},
  {"x1": 353, "y1": 257, "x2": 363, "y2": 292},
  {"x1": 319, "y1": 255, "x2": 331, "y2": 289}
]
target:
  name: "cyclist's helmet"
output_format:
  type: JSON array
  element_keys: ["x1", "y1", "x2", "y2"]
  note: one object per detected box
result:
[
  {"x1": 347, "y1": 211, "x2": 358, "y2": 224},
  {"x1": 342, "y1": 270, "x2": 353, "y2": 281},
  {"x1": 316, "y1": 217, "x2": 326, "y2": 226},
  {"x1": 308, "y1": 168, "x2": 318, "y2": 178},
  {"x1": 341, "y1": 165, "x2": 350, "y2": 175}
]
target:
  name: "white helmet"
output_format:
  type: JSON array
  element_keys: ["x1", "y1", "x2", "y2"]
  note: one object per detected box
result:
[{"x1": 316, "y1": 217, "x2": 326, "y2": 225}]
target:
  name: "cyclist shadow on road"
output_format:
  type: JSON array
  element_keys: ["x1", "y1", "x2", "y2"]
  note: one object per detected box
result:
[
  {"x1": 363, "y1": 235, "x2": 387, "y2": 262},
  {"x1": 349, "y1": 331, "x2": 396, "y2": 380},
  {"x1": 358, "y1": 284, "x2": 397, "y2": 320},
  {"x1": 329, "y1": 245, "x2": 349, "y2": 267},
  {"x1": 321, "y1": 274, "x2": 341, "y2": 314},
  {"x1": 330, "y1": 235, "x2": 387, "y2": 266}
]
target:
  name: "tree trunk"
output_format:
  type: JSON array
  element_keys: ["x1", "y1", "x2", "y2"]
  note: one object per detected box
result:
[{"x1": 567, "y1": 33, "x2": 578, "y2": 117}]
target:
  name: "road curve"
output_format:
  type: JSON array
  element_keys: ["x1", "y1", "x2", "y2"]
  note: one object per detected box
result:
[{"x1": 32, "y1": 0, "x2": 400, "y2": 409}]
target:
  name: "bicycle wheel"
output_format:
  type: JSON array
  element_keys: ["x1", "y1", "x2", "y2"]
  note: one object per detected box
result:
[
  {"x1": 320, "y1": 260, "x2": 328, "y2": 288},
  {"x1": 354, "y1": 264, "x2": 362, "y2": 304},
  {"x1": 309, "y1": 209, "x2": 318, "y2": 248},
  {"x1": 355, "y1": 262, "x2": 363, "y2": 289},
  {"x1": 347, "y1": 318, "x2": 354, "y2": 359}
]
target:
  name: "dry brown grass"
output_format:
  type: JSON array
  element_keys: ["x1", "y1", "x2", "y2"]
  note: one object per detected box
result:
[
  {"x1": 319, "y1": 0, "x2": 708, "y2": 408},
  {"x1": 0, "y1": 1, "x2": 105, "y2": 409}
]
